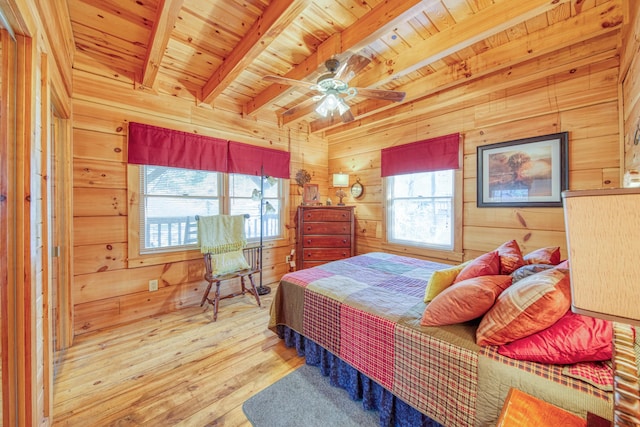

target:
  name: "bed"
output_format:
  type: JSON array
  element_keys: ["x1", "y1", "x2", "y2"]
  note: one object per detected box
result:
[{"x1": 268, "y1": 251, "x2": 614, "y2": 426}]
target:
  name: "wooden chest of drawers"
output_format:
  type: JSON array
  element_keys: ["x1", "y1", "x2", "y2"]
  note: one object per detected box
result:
[{"x1": 296, "y1": 206, "x2": 355, "y2": 270}]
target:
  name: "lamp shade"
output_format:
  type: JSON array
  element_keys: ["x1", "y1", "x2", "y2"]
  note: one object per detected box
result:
[
  {"x1": 333, "y1": 173, "x2": 349, "y2": 188},
  {"x1": 562, "y1": 188, "x2": 640, "y2": 325}
]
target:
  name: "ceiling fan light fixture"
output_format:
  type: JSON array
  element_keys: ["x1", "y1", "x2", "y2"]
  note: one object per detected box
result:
[
  {"x1": 337, "y1": 98, "x2": 350, "y2": 115},
  {"x1": 315, "y1": 91, "x2": 341, "y2": 117}
]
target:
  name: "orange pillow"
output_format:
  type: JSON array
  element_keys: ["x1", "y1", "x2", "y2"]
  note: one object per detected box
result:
[
  {"x1": 453, "y1": 251, "x2": 500, "y2": 283},
  {"x1": 476, "y1": 268, "x2": 571, "y2": 346},
  {"x1": 496, "y1": 240, "x2": 524, "y2": 274},
  {"x1": 524, "y1": 247, "x2": 561, "y2": 265},
  {"x1": 421, "y1": 275, "x2": 512, "y2": 326}
]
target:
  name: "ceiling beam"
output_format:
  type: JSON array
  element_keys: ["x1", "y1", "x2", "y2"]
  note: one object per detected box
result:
[
  {"x1": 313, "y1": 0, "x2": 622, "y2": 134},
  {"x1": 243, "y1": 0, "x2": 439, "y2": 117},
  {"x1": 356, "y1": 0, "x2": 573, "y2": 89},
  {"x1": 140, "y1": 0, "x2": 185, "y2": 90},
  {"x1": 200, "y1": 0, "x2": 309, "y2": 105}
]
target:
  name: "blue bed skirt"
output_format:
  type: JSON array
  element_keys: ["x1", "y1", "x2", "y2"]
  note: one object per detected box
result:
[{"x1": 278, "y1": 325, "x2": 444, "y2": 427}]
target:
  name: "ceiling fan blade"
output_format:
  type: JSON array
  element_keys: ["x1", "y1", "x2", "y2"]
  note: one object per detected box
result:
[
  {"x1": 353, "y1": 87, "x2": 406, "y2": 102},
  {"x1": 282, "y1": 97, "x2": 319, "y2": 117},
  {"x1": 340, "y1": 109, "x2": 355, "y2": 123},
  {"x1": 335, "y1": 54, "x2": 371, "y2": 83},
  {"x1": 263, "y1": 75, "x2": 315, "y2": 90}
]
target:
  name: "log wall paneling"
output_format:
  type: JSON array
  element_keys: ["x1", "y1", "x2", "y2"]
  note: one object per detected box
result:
[
  {"x1": 70, "y1": 72, "x2": 320, "y2": 334},
  {"x1": 623, "y1": 1, "x2": 640, "y2": 172},
  {"x1": 328, "y1": 32, "x2": 621, "y2": 263}
]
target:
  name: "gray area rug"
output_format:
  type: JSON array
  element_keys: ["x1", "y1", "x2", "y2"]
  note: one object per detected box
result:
[{"x1": 243, "y1": 364, "x2": 379, "y2": 426}]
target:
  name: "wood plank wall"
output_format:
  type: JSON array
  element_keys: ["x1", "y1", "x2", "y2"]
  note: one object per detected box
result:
[
  {"x1": 328, "y1": 32, "x2": 621, "y2": 264},
  {"x1": 622, "y1": 0, "x2": 640, "y2": 173},
  {"x1": 71, "y1": 69, "x2": 327, "y2": 335}
]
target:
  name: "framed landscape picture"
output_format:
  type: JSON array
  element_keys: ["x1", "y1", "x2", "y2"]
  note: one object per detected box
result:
[
  {"x1": 477, "y1": 132, "x2": 569, "y2": 207},
  {"x1": 302, "y1": 183, "x2": 321, "y2": 205}
]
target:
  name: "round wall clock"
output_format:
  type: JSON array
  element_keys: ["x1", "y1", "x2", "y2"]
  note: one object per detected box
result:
[{"x1": 350, "y1": 179, "x2": 364, "y2": 199}]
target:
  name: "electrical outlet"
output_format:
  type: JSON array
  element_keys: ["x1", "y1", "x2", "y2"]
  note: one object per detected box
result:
[
  {"x1": 148, "y1": 279, "x2": 159, "y2": 292},
  {"x1": 286, "y1": 255, "x2": 291, "y2": 263}
]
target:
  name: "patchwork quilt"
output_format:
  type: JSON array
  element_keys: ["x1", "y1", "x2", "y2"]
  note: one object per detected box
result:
[{"x1": 268, "y1": 252, "x2": 613, "y2": 426}]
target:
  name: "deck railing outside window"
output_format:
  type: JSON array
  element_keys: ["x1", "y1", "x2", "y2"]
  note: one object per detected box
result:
[{"x1": 145, "y1": 214, "x2": 279, "y2": 248}]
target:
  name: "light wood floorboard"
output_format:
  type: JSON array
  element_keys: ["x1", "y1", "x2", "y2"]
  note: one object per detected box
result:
[{"x1": 52, "y1": 285, "x2": 304, "y2": 426}]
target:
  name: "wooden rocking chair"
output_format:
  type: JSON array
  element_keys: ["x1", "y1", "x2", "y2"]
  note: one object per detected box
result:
[{"x1": 196, "y1": 215, "x2": 262, "y2": 321}]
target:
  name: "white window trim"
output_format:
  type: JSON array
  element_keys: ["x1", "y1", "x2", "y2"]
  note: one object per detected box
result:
[
  {"x1": 126, "y1": 165, "x2": 289, "y2": 268},
  {"x1": 382, "y1": 169, "x2": 464, "y2": 264}
]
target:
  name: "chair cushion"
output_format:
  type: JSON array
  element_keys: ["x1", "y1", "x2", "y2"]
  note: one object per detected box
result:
[{"x1": 210, "y1": 250, "x2": 250, "y2": 276}]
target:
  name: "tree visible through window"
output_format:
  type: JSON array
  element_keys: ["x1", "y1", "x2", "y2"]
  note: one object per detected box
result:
[
  {"x1": 386, "y1": 170, "x2": 454, "y2": 249},
  {"x1": 141, "y1": 166, "x2": 282, "y2": 252}
]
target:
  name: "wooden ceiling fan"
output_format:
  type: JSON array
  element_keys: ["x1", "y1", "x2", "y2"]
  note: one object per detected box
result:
[{"x1": 263, "y1": 54, "x2": 406, "y2": 123}]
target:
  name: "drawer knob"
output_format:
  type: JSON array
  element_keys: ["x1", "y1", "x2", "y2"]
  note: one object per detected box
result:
[
  {"x1": 307, "y1": 240, "x2": 312, "y2": 244},
  {"x1": 342, "y1": 239, "x2": 347, "y2": 244}
]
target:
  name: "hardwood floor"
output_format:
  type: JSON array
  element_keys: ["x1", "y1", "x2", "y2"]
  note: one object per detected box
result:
[{"x1": 52, "y1": 285, "x2": 304, "y2": 426}]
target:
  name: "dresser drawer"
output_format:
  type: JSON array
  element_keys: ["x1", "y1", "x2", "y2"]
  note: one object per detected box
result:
[
  {"x1": 302, "y1": 208, "x2": 352, "y2": 222},
  {"x1": 302, "y1": 235, "x2": 351, "y2": 248},
  {"x1": 303, "y1": 222, "x2": 351, "y2": 235},
  {"x1": 303, "y1": 248, "x2": 352, "y2": 261}
]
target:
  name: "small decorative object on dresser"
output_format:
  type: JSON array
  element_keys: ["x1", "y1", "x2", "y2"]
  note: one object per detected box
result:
[
  {"x1": 332, "y1": 172, "x2": 349, "y2": 205},
  {"x1": 302, "y1": 183, "x2": 321, "y2": 205},
  {"x1": 296, "y1": 205, "x2": 355, "y2": 270}
]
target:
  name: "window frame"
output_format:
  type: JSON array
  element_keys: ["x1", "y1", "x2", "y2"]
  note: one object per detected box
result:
[
  {"x1": 382, "y1": 169, "x2": 464, "y2": 263},
  {"x1": 127, "y1": 165, "x2": 288, "y2": 267}
]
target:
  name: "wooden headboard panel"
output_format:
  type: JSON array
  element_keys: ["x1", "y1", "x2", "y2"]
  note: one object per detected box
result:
[{"x1": 612, "y1": 323, "x2": 640, "y2": 426}]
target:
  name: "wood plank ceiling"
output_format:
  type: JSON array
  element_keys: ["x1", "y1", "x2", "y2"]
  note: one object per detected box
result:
[{"x1": 67, "y1": 0, "x2": 623, "y2": 136}]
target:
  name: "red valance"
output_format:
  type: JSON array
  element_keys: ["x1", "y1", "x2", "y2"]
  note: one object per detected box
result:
[
  {"x1": 128, "y1": 122, "x2": 228, "y2": 172},
  {"x1": 228, "y1": 141, "x2": 290, "y2": 179},
  {"x1": 128, "y1": 122, "x2": 290, "y2": 178},
  {"x1": 381, "y1": 133, "x2": 460, "y2": 177}
]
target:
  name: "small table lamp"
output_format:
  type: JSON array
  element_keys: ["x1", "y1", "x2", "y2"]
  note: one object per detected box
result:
[
  {"x1": 562, "y1": 188, "x2": 640, "y2": 426},
  {"x1": 333, "y1": 173, "x2": 349, "y2": 206}
]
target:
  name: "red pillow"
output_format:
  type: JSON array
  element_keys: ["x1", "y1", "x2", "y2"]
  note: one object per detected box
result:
[
  {"x1": 496, "y1": 240, "x2": 524, "y2": 274},
  {"x1": 453, "y1": 251, "x2": 500, "y2": 283},
  {"x1": 421, "y1": 275, "x2": 512, "y2": 326},
  {"x1": 497, "y1": 311, "x2": 613, "y2": 364},
  {"x1": 523, "y1": 247, "x2": 561, "y2": 265}
]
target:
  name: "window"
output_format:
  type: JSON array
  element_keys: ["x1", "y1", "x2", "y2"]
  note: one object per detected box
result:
[
  {"x1": 229, "y1": 174, "x2": 281, "y2": 241},
  {"x1": 386, "y1": 170, "x2": 454, "y2": 250},
  {"x1": 141, "y1": 166, "x2": 283, "y2": 253}
]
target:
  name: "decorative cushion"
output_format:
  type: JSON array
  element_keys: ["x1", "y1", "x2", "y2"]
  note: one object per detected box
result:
[
  {"x1": 496, "y1": 240, "x2": 525, "y2": 274},
  {"x1": 476, "y1": 268, "x2": 571, "y2": 346},
  {"x1": 421, "y1": 275, "x2": 512, "y2": 326},
  {"x1": 555, "y1": 259, "x2": 569, "y2": 269},
  {"x1": 453, "y1": 251, "x2": 500, "y2": 284},
  {"x1": 497, "y1": 311, "x2": 613, "y2": 364},
  {"x1": 510, "y1": 264, "x2": 555, "y2": 284},
  {"x1": 210, "y1": 250, "x2": 250, "y2": 275},
  {"x1": 423, "y1": 261, "x2": 471, "y2": 303},
  {"x1": 523, "y1": 246, "x2": 561, "y2": 265}
]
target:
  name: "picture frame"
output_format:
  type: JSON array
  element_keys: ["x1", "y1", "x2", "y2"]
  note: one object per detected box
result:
[
  {"x1": 477, "y1": 132, "x2": 569, "y2": 207},
  {"x1": 302, "y1": 183, "x2": 321, "y2": 205}
]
